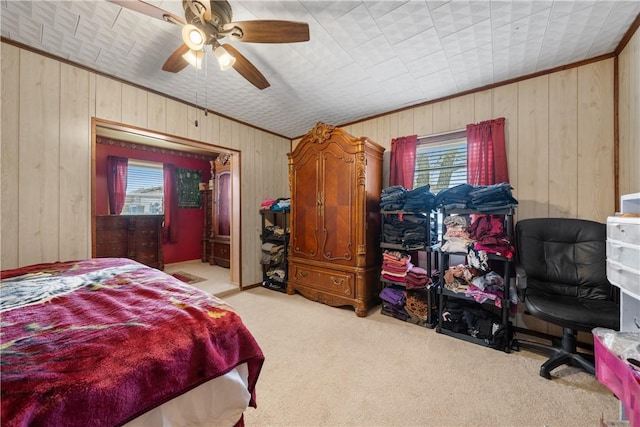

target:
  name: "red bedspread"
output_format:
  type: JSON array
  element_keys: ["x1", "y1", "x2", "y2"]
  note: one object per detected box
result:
[{"x1": 0, "y1": 258, "x2": 264, "y2": 427}]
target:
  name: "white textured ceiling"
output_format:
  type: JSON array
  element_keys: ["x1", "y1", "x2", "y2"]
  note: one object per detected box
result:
[{"x1": 2, "y1": 1, "x2": 639, "y2": 138}]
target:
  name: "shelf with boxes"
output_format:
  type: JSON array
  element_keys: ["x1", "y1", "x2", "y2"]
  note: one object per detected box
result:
[{"x1": 259, "y1": 201, "x2": 290, "y2": 293}]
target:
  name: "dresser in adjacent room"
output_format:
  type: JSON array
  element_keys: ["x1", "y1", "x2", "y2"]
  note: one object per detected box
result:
[
  {"x1": 287, "y1": 122, "x2": 384, "y2": 317},
  {"x1": 95, "y1": 215, "x2": 164, "y2": 270}
]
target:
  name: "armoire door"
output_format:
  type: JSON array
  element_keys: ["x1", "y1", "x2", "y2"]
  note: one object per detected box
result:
[
  {"x1": 290, "y1": 150, "x2": 320, "y2": 260},
  {"x1": 212, "y1": 155, "x2": 231, "y2": 268},
  {"x1": 319, "y1": 146, "x2": 356, "y2": 265}
]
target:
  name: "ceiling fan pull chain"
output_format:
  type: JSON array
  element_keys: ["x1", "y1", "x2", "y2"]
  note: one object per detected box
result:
[
  {"x1": 194, "y1": 51, "x2": 200, "y2": 127},
  {"x1": 204, "y1": 56, "x2": 209, "y2": 116}
]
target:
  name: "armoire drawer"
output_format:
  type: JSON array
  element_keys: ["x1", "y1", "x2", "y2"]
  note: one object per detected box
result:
[
  {"x1": 291, "y1": 265, "x2": 354, "y2": 297},
  {"x1": 213, "y1": 243, "x2": 230, "y2": 267}
]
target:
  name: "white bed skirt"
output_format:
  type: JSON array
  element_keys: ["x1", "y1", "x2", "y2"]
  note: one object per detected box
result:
[{"x1": 124, "y1": 363, "x2": 250, "y2": 427}]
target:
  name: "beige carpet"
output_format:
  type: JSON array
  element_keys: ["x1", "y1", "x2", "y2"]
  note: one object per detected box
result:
[{"x1": 222, "y1": 286, "x2": 619, "y2": 427}]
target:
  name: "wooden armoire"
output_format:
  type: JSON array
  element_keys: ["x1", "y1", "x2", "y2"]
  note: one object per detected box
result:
[
  {"x1": 287, "y1": 122, "x2": 384, "y2": 317},
  {"x1": 212, "y1": 154, "x2": 231, "y2": 268},
  {"x1": 201, "y1": 155, "x2": 232, "y2": 267}
]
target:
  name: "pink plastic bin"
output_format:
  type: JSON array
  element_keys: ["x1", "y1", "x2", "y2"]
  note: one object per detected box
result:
[{"x1": 594, "y1": 333, "x2": 640, "y2": 427}]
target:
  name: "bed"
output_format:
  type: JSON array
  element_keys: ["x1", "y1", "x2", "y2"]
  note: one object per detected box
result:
[{"x1": 0, "y1": 258, "x2": 264, "y2": 427}]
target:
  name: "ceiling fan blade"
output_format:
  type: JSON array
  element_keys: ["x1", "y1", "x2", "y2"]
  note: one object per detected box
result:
[
  {"x1": 107, "y1": 0, "x2": 186, "y2": 25},
  {"x1": 222, "y1": 44, "x2": 270, "y2": 90},
  {"x1": 162, "y1": 44, "x2": 190, "y2": 73},
  {"x1": 224, "y1": 20, "x2": 310, "y2": 43}
]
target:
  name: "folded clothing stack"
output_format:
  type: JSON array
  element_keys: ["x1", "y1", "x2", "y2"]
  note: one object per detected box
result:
[
  {"x1": 260, "y1": 197, "x2": 290, "y2": 211},
  {"x1": 260, "y1": 198, "x2": 276, "y2": 210},
  {"x1": 380, "y1": 286, "x2": 408, "y2": 321},
  {"x1": 405, "y1": 266, "x2": 432, "y2": 290},
  {"x1": 261, "y1": 242, "x2": 284, "y2": 265},
  {"x1": 381, "y1": 250, "x2": 412, "y2": 283}
]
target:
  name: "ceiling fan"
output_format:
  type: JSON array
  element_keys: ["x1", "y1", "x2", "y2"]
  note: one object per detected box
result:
[{"x1": 108, "y1": 0, "x2": 310, "y2": 90}]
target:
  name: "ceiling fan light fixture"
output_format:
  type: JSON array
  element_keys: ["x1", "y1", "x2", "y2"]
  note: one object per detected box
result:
[
  {"x1": 214, "y1": 45, "x2": 236, "y2": 71},
  {"x1": 182, "y1": 49, "x2": 204, "y2": 69},
  {"x1": 182, "y1": 24, "x2": 205, "y2": 50}
]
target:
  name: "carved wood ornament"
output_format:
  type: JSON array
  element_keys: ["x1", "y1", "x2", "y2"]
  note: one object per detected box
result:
[{"x1": 305, "y1": 122, "x2": 336, "y2": 145}]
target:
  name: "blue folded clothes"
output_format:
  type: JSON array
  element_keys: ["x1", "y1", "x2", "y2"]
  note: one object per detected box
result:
[
  {"x1": 405, "y1": 184, "x2": 431, "y2": 197},
  {"x1": 271, "y1": 197, "x2": 291, "y2": 211},
  {"x1": 435, "y1": 183, "x2": 518, "y2": 211},
  {"x1": 435, "y1": 183, "x2": 473, "y2": 207}
]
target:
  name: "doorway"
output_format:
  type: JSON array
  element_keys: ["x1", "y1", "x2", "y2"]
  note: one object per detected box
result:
[{"x1": 91, "y1": 118, "x2": 242, "y2": 290}]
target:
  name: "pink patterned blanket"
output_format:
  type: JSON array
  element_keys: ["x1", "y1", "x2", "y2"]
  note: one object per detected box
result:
[{"x1": 1, "y1": 258, "x2": 264, "y2": 426}]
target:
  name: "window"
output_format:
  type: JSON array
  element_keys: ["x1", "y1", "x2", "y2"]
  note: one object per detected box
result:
[
  {"x1": 122, "y1": 160, "x2": 164, "y2": 215},
  {"x1": 413, "y1": 131, "x2": 467, "y2": 193}
]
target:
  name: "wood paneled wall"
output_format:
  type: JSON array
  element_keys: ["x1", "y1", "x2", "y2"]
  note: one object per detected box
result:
[
  {"x1": 0, "y1": 43, "x2": 290, "y2": 288},
  {"x1": 327, "y1": 59, "x2": 617, "y2": 224},
  {"x1": 618, "y1": 28, "x2": 640, "y2": 197},
  {"x1": 2, "y1": 38, "x2": 637, "y2": 296}
]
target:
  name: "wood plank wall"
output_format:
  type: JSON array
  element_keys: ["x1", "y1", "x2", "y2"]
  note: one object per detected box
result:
[
  {"x1": 294, "y1": 58, "x2": 619, "y2": 224},
  {"x1": 0, "y1": 43, "x2": 290, "y2": 289},
  {"x1": 2, "y1": 38, "x2": 638, "y2": 297},
  {"x1": 618, "y1": 28, "x2": 640, "y2": 197}
]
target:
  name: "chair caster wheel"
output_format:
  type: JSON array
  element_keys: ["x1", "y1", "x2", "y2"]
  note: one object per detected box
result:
[{"x1": 539, "y1": 369, "x2": 551, "y2": 380}]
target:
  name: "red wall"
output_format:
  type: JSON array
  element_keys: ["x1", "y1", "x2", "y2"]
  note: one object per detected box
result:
[{"x1": 95, "y1": 142, "x2": 212, "y2": 264}]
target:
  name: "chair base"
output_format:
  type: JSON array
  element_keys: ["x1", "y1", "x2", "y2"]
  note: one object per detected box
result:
[{"x1": 515, "y1": 327, "x2": 595, "y2": 379}]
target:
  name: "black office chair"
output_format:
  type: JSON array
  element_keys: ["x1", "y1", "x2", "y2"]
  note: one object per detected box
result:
[{"x1": 514, "y1": 218, "x2": 620, "y2": 379}]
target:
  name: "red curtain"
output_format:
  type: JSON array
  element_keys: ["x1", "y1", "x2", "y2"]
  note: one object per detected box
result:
[
  {"x1": 466, "y1": 117, "x2": 509, "y2": 185},
  {"x1": 163, "y1": 163, "x2": 179, "y2": 244},
  {"x1": 107, "y1": 156, "x2": 128, "y2": 215},
  {"x1": 390, "y1": 135, "x2": 418, "y2": 189}
]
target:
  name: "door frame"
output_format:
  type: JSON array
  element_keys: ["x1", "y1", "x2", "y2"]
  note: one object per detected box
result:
[{"x1": 90, "y1": 118, "x2": 242, "y2": 287}]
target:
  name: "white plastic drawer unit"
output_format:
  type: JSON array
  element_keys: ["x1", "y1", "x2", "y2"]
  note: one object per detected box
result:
[{"x1": 606, "y1": 216, "x2": 640, "y2": 300}]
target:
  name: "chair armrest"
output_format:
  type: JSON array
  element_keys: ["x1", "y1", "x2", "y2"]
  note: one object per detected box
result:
[
  {"x1": 515, "y1": 265, "x2": 527, "y2": 290},
  {"x1": 515, "y1": 265, "x2": 527, "y2": 301}
]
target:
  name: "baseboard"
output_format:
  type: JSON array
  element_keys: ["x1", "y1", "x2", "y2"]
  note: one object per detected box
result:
[{"x1": 514, "y1": 326, "x2": 595, "y2": 352}]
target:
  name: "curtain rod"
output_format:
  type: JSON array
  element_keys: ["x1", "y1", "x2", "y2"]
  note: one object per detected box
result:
[{"x1": 417, "y1": 128, "x2": 466, "y2": 140}]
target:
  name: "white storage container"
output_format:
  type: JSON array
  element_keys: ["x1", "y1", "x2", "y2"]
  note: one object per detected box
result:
[
  {"x1": 607, "y1": 217, "x2": 640, "y2": 243},
  {"x1": 606, "y1": 259, "x2": 640, "y2": 300},
  {"x1": 621, "y1": 192, "x2": 640, "y2": 214},
  {"x1": 606, "y1": 239, "x2": 640, "y2": 270}
]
